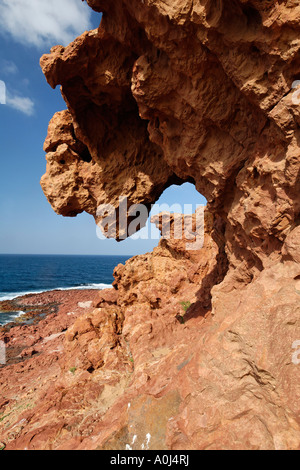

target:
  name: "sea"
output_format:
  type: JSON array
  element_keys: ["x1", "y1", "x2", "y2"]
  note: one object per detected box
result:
[{"x1": 0, "y1": 254, "x2": 131, "y2": 325}]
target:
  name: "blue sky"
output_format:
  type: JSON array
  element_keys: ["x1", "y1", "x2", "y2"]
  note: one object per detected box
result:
[{"x1": 0, "y1": 0, "x2": 206, "y2": 256}]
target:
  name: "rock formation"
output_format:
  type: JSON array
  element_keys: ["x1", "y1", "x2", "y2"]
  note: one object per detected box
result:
[{"x1": 1, "y1": 0, "x2": 300, "y2": 450}]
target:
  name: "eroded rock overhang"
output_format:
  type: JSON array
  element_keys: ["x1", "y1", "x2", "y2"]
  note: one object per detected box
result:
[{"x1": 40, "y1": 0, "x2": 300, "y2": 282}]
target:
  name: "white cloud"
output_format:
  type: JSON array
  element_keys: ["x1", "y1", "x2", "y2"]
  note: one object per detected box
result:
[
  {"x1": 0, "y1": 0, "x2": 93, "y2": 48},
  {"x1": 6, "y1": 92, "x2": 34, "y2": 116},
  {"x1": 0, "y1": 80, "x2": 5, "y2": 104},
  {"x1": 0, "y1": 64, "x2": 34, "y2": 115},
  {"x1": 1, "y1": 59, "x2": 18, "y2": 75}
]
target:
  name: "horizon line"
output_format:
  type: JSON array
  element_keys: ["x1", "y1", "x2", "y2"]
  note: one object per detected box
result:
[{"x1": 0, "y1": 253, "x2": 134, "y2": 257}]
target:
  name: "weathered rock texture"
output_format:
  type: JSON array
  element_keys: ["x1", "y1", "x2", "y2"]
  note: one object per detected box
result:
[{"x1": 1, "y1": 0, "x2": 300, "y2": 450}]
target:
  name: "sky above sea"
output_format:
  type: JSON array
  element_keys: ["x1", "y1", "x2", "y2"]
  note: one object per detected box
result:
[{"x1": 0, "y1": 0, "x2": 206, "y2": 256}]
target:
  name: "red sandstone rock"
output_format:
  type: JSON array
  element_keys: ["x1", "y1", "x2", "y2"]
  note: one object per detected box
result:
[{"x1": 0, "y1": 0, "x2": 300, "y2": 451}]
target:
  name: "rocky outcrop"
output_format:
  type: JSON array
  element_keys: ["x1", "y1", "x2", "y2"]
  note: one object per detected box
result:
[
  {"x1": 40, "y1": 0, "x2": 300, "y2": 282},
  {"x1": 40, "y1": 30, "x2": 180, "y2": 230},
  {"x1": 1, "y1": 0, "x2": 300, "y2": 450},
  {"x1": 0, "y1": 214, "x2": 224, "y2": 450}
]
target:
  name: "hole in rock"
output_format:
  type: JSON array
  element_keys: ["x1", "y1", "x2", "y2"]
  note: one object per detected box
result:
[
  {"x1": 138, "y1": 182, "x2": 207, "y2": 252},
  {"x1": 241, "y1": 4, "x2": 262, "y2": 26},
  {"x1": 97, "y1": 183, "x2": 207, "y2": 256},
  {"x1": 253, "y1": 167, "x2": 259, "y2": 179},
  {"x1": 80, "y1": 147, "x2": 92, "y2": 163},
  {"x1": 251, "y1": 45, "x2": 260, "y2": 54}
]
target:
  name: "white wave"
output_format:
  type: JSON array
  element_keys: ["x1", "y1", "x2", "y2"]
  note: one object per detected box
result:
[
  {"x1": 0, "y1": 283, "x2": 112, "y2": 302},
  {"x1": 0, "y1": 310, "x2": 26, "y2": 326},
  {"x1": 12, "y1": 310, "x2": 26, "y2": 320}
]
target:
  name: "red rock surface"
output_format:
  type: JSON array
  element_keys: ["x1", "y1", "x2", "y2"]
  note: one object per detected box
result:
[{"x1": 1, "y1": 0, "x2": 300, "y2": 450}]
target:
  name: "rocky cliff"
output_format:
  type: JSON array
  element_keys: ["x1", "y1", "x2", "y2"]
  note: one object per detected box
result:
[{"x1": 1, "y1": 0, "x2": 300, "y2": 450}]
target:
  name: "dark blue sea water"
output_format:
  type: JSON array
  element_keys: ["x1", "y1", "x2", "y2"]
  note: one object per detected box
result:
[{"x1": 0, "y1": 254, "x2": 130, "y2": 325}]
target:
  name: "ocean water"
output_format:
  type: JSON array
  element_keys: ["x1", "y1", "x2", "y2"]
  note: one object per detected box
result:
[{"x1": 0, "y1": 254, "x2": 131, "y2": 325}]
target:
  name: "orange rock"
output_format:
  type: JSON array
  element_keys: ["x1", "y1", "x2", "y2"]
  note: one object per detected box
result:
[{"x1": 1, "y1": 0, "x2": 300, "y2": 450}]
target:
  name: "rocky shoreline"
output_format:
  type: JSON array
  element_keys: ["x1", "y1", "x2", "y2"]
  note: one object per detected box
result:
[
  {"x1": 0, "y1": 293, "x2": 60, "y2": 330},
  {"x1": 0, "y1": 219, "x2": 219, "y2": 450},
  {"x1": 0, "y1": 289, "x2": 101, "y2": 366},
  {"x1": 1, "y1": 0, "x2": 300, "y2": 450}
]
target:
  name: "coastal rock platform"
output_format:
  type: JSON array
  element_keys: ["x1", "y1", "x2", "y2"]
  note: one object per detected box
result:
[{"x1": 1, "y1": 0, "x2": 300, "y2": 450}]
